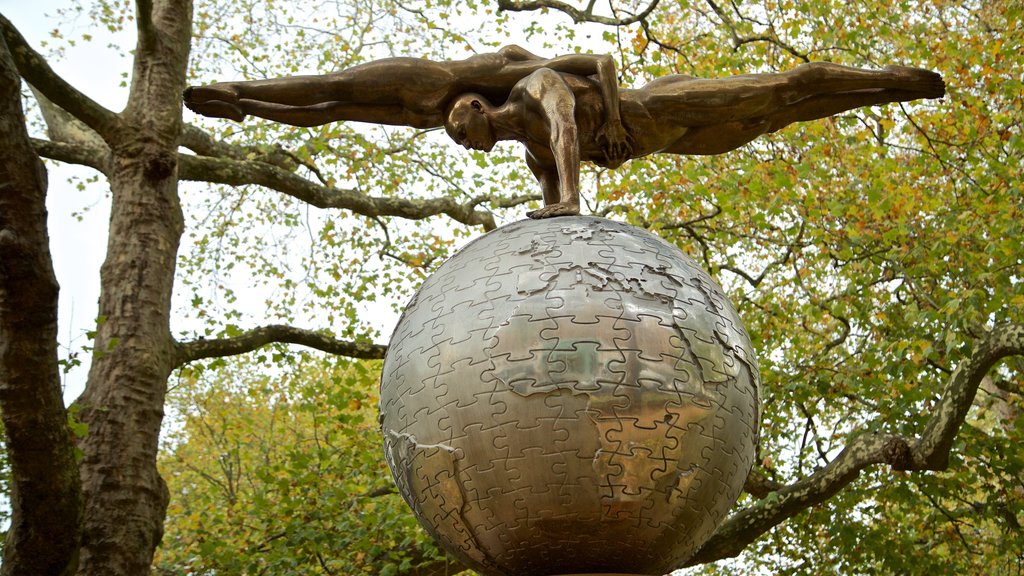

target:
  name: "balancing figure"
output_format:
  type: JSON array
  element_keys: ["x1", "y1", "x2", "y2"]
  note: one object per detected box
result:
[
  {"x1": 184, "y1": 45, "x2": 631, "y2": 158},
  {"x1": 185, "y1": 48, "x2": 944, "y2": 219},
  {"x1": 443, "y1": 62, "x2": 945, "y2": 218}
]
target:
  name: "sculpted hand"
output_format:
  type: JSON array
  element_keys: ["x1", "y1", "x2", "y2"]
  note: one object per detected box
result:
[{"x1": 596, "y1": 120, "x2": 632, "y2": 168}]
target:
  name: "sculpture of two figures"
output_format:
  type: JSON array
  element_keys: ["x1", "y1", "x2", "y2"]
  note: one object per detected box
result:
[{"x1": 184, "y1": 45, "x2": 945, "y2": 218}]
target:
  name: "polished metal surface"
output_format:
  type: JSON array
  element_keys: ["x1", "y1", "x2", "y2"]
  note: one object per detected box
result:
[{"x1": 380, "y1": 216, "x2": 760, "y2": 576}]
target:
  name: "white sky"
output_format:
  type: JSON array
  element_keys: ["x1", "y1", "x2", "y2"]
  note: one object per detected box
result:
[
  {"x1": 4, "y1": 1, "x2": 132, "y2": 403},
  {"x1": 4, "y1": 0, "x2": 621, "y2": 404},
  {"x1": 4, "y1": 0, "x2": 540, "y2": 405},
  {"x1": 3, "y1": 4, "x2": 712, "y2": 573}
]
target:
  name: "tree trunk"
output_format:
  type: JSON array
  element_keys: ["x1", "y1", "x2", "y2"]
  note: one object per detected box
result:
[
  {"x1": 72, "y1": 1, "x2": 192, "y2": 573},
  {"x1": 0, "y1": 35, "x2": 83, "y2": 576}
]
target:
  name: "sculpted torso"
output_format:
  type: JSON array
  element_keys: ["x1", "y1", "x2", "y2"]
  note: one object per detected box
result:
[
  {"x1": 518, "y1": 75, "x2": 685, "y2": 169},
  {"x1": 185, "y1": 47, "x2": 945, "y2": 219}
]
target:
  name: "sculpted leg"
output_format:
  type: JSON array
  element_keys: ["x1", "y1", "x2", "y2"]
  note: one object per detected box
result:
[
  {"x1": 662, "y1": 118, "x2": 771, "y2": 156},
  {"x1": 660, "y1": 80, "x2": 943, "y2": 157},
  {"x1": 184, "y1": 58, "x2": 456, "y2": 122},
  {"x1": 639, "y1": 64, "x2": 943, "y2": 126},
  {"x1": 778, "y1": 62, "x2": 945, "y2": 102},
  {"x1": 184, "y1": 73, "x2": 343, "y2": 107},
  {"x1": 183, "y1": 95, "x2": 245, "y2": 121},
  {"x1": 183, "y1": 74, "x2": 350, "y2": 122},
  {"x1": 762, "y1": 84, "x2": 945, "y2": 132},
  {"x1": 235, "y1": 100, "x2": 430, "y2": 128}
]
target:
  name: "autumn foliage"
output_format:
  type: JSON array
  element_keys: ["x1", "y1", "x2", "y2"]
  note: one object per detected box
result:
[{"x1": 0, "y1": 1, "x2": 1021, "y2": 575}]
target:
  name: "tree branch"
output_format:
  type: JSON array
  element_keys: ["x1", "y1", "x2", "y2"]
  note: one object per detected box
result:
[
  {"x1": 686, "y1": 323, "x2": 1024, "y2": 566},
  {"x1": 32, "y1": 138, "x2": 112, "y2": 175},
  {"x1": 496, "y1": 0, "x2": 661, "y2": 26},
  {"x1": 362, "y1": 485, "x2": 397, "y2": 498},
  {"x1": 28, "y1": 121, "x2": 499, "y2": 230},
  {"x1": 0, "y1": 33, "x2": 82, "y2": 576},
  {"x1": 179, "y1": 123, "x2": 299, "y2": 172},
  {"x1": 485, "y1": 193, "x2": 542, "y2": 209},
  {"x1": 0, "y1": 13, "x2": 122, "y2": 140},
  {"x1": 742, "y1": 467, "x2": 783, "y2": 498},
  {"x1": 14, "y1": 40, "x2": 494, "y2": 231},
  {"x1": 178, "y1": 153, "x2": 497, "y2": 230},
  {"x1": 175, "y1": 324, "x2": 388, "y2": 366},
  {"x1": 136, "y1": 0, "x2": 156, "y2": 49},
  {"x1": 703, "y1": 0, "x2": 809, "y2": 62},
  {"x1": 913, "y1": 323, "x2": 1024, "y2": 469}
]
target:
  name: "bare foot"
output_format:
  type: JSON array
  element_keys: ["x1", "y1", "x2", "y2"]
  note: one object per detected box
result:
[
  {"x1": 883, "y1": 66, "x2": 946, "y2": 98},
  {"x1": 183, "y1": 97, "x2": 246, "y2": 122},
  {"x1": 527, "y1": 202, "x2": 580, "y2": 219},
  {"x1": 183, "y1": 83, "x2": 240, "y2": 105}
]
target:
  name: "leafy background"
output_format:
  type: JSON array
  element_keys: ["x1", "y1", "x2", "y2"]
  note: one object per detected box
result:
[{"x1": 5, "y1": 0, "x2": 1022, "y2": 574}]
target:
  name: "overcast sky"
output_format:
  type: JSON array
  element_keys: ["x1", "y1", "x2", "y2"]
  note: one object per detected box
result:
[{"x1": 5, "y1": 1, "x2": 131, "y2": 403}]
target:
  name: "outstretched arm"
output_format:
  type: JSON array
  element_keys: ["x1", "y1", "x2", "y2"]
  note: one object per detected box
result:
[
  {"x1": 529, "y1": 53, "x2": 630, "y2": 165},
  {"x1": 496, "y1": 44, "x2": 545, "y2": 62}
]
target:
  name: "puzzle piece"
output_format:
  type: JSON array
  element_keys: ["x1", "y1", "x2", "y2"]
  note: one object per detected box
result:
[{"x1": 379, "y1": 216, "x2": 761, "y2": 576}]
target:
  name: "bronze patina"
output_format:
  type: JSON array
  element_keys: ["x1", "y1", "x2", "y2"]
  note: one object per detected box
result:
[
  {"x1": 185, "y1": 46, "x2": 943, "y2": 219},
  {"x1": 444, "y1": 62, "x2": 944, "y2": 218},
  {"x1": 183, "y1": 45, "x2": 629, "y2": 155}
]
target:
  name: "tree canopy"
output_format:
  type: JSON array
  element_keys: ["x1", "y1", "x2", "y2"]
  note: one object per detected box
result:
[
  {"x1": 0, "y1": 0, "x2": 1021, "y2": 575},
  {"x1": 154, "y1": 357, "x2": 454, "y2": 575}
]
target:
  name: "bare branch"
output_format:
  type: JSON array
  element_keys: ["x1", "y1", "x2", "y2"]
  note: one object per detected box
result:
[
  {"x1": 180, "y1": 124, "x2": 299, "y2": 171},
  {"x1": 703, "y1": 0, "x2": 809, "y2": 62},
  {"x1": 31, "y1": 121, "x2": 500, "y2": 230},
  {"x1": 688, "y1": 431, "x2": 906, "y2": 565},
  {"x1": 32, "y1": 138, "x2": 112, "y2": 175},
  {"x1": 686, "y1": 323, "x2": 1024, "y2": 566},
  {"x1": 31, "y1": 86, "x2": 107, "y2": 149},
  {"x1": 0, "y1": 13, "x2": 122, "y2": 140},
  {"x1": 175, "y1": 324, "x2": 387, "y2": 366},
  {"x1": 914, "y1": 323, "x2": 1024, "y2": 469},
  {"x1": 178, "y1": 153, "x2": 497, "y2": 230},
  {"x1": 496, "y1": 0, "x2": 661, "y2": 26},
  {"x1": 475, "y1": 193, "x2": 542, "y2": 209},
  {"x1": 742, "y1": 468, "x2": 783, "y2": 498},
  {"x1": 362, "y1": 485, "x2": 398, "y2": 498}
]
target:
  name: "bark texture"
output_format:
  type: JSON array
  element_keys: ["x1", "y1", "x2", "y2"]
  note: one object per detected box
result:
[
  {"x1": 0, "y1": 35, "x2": 82, "y2": 576},
  {"x1": 68, "y1": 0, "x2": 193, "y2": 573}
]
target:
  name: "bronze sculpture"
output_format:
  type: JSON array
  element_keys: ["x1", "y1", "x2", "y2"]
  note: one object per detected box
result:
[
  {"x1": 184, "y1": 47, "x2": 944, "y2": 218},
  {"x1": 184, "y1": 47, "x2": 945, "y2": 575},
  {"x1": 445, "y1": 63, "x2": 945, "y2": 218},
  {"x1": 183, "y1": 45, "x2": 630, "y2": 157}
]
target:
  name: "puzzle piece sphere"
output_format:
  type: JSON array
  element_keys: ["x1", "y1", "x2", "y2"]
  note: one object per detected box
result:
[{"x1": 380, "y1": 216, "x2": 759, "y2": 576}]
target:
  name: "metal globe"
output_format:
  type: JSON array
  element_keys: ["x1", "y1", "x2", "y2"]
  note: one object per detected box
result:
[{"x1": 380, "y1": 216, "x2": 759, "y2": 576}]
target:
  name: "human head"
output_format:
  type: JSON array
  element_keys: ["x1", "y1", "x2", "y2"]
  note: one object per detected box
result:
[{"x1": 444, "y1": 94, "x2": 496, "y2": 152}]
